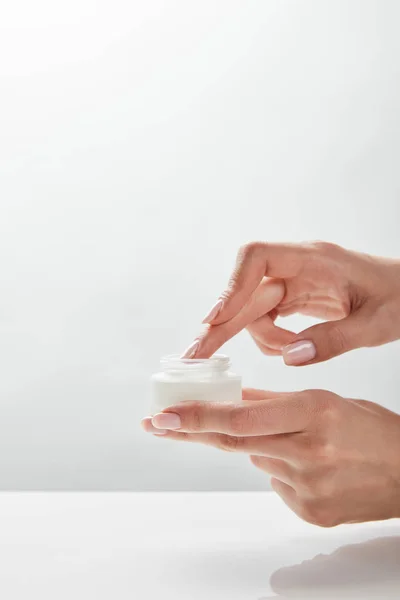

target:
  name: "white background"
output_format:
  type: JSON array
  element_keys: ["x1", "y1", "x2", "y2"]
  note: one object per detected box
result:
[{"x1": 0, "y1": 0, "x2": 399, "y2": 489}]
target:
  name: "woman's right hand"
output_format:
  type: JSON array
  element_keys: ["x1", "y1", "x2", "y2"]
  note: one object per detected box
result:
[{"x1": 182, "y1": 241, "x2": 400, "y2": 366}]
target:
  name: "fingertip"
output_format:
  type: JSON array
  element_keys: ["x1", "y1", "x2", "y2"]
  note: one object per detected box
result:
[
  {"x1": 141, "y1": 416, "x2": 152, "y2": 430},
  {"x1": 141, "y1": 417, "x2": 169, "y2": 436},
  {"x1": 180, "y1": 339, "x2": 200, "y2": 359}
]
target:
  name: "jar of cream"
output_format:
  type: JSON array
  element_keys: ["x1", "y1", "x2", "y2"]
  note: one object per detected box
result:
[{"x1": 151, "y1": 354, "x2": 242, "y2": 413}]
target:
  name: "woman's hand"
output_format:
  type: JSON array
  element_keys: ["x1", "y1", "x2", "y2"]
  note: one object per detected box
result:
[
  {"x1": 182, "y1": 241, "x2": 400, "y2": 365},
  {"x1": 142, "y1": 389, "x2": 400, "y2": 527}
]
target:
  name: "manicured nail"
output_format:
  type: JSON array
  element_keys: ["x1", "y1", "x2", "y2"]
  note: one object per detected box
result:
[
  {"x1": 283, "y1": 340, "x2": 316, "y2": 365},
  {"x1": 141, "y1": 417, "x2": 168, "y2": 436},
  {"x1": 152, "y1": 413, "x2": 182, "y2": 430},
  {"x1": 202, "y1": 299, "x2": 223, "y2": 324},
  {"x1": 181, "y1": 339, "x2": 200, "y2": 359}
]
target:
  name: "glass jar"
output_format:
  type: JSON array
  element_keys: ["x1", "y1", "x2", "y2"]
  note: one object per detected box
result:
[{"x1": 151, "y1": 354, "x2": 242, "y2": 413}]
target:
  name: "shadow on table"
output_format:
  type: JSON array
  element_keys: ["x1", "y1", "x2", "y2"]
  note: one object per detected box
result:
[{"x1": 260, "y1": 535, "x2": 400, "y2": 599}]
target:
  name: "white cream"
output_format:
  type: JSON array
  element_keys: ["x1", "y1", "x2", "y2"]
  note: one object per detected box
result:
[{"x1": 151, "y1": 354, "x2": 242, "y2": 413}]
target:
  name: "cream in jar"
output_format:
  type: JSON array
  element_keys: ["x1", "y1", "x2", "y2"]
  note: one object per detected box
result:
[{"x1": 151, "y1": 354, "x2": 242, "y2": 413}]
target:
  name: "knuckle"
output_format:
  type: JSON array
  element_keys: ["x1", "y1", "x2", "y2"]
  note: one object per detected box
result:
[
  {"x1": 239, "y1": 240, "x2": 266, "y2": 258},
  {"x1": 218, "y1": 434, "x2": 244, "y2": 453},
  {"x1": 320, "y1": 396, "x2": 342, "y2": 427},
  {"x1": 317, "y1": 441, "x2": 338, "y2": 465},
  {"x1": 310, "y1": 390, "x2": 340, "y2": 420},
  {"x1": 295, "y1": 389, "x2": 326, "y2": 418},
  {"x1": 310, "y1": 240, "x2": 342, "y2": 256},
  {"x1": 229, "y1": 406, "x2": 255, "y2": 435},
  {"x1": 226, "y1": 241, "x2": 267, "y2": 297},
  {"x1": 297, "y1": 389, "x2": 321, "y2": 406},
  {"x1": 292, "y1": 389, "x2": 342, "y2": 432},
  {"x1": 185, "y1": 402, "x2": 204, "y2": 431},
  {"x1": 314, "y1": 389, "x2": 334, "y2": 407},
  {"x1": 202, "y1": 323, "x2": 228, "y2": 351}
]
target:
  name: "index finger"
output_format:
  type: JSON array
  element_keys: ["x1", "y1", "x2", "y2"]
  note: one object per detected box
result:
[
  {"x1": 151, "y1": 391, "x2": 317, "y2": 436},
  {"x1": 194, "y1": 278, "x2": 296, "y2": 359},
  {"x1": 242, "y1": 388, "x2": 289, "y2": 401},
  {"x1": 203, "y1": 242, "x2": 310, "y2": 326}
]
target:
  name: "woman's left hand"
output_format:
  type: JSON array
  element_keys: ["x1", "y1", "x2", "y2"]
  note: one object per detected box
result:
[{"x1": 142, "y1": 389, "x2": 400, "y2": 527}]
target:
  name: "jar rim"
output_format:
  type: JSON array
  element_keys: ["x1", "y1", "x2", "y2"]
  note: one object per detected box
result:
[{"x1": 160, "y1": 354, "x2": 230, "y2": 371}]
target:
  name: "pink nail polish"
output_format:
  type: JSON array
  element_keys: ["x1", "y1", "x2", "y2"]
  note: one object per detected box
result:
[
  {"x1": 141, "y1": 417, "x2": 168, "y2": 436},
  {"x1": 181, "y1": 339, "x2": 200, "y2": 359},
  {"x1": 202, "y1": 299, "x2": 223, "y2": 324},
  {"x1": 152, "y1": 413, "x2": 182, "y2": 430},
  {"x1": 283, "y1": 340, "x2": 316, "y2": 365}
]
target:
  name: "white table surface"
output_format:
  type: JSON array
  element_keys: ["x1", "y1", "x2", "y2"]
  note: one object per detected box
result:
[{"x1": 0, "y1": 492, "x2": 399, "y2": 599}]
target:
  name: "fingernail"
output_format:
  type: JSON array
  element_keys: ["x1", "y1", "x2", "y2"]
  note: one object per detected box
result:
[
  {"x1": 152, "y1": 413, "x2": 182, "y2": 430},
  {"x1": 181, "y1": 339, "x2": 200, "y2": 359},
  {"x1": 283, "y1": 340, "x2": 316, "y2": 365},
  {"x1": 141, "y1": 418, "x2": 168, "y2": 436},
  {"x1": 202, "y1": 299, "x2": 223, "y2": 324}
]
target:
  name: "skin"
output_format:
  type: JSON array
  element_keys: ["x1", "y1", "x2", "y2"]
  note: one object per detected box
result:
[{"x1": 142, "y1": 241, "x2": 400, "y2": 526}]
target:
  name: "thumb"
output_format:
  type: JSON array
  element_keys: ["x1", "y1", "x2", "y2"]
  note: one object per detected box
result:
[{"x1": 282, "y1": 310, "x2": 369, "y2": 366}]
